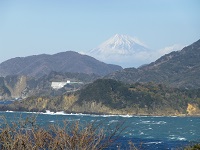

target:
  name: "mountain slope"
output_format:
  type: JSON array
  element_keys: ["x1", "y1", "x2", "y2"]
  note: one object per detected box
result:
[
  {"x1": 88, "y1": 34, "x2": 152, "y2": 68},
  {"x1": 105, "y1": 39, "x2": 200, "y2": 88},
  {"x1": 0, "y1": 51, "x2": 122, "y2": 77}
]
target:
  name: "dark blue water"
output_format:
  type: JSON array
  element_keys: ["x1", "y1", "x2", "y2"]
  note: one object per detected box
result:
[
  {"x1": 0, "y1": 111, "x2": 200, "y2": 149},
  {"x1": 0, "y1": 100, "x2": 15, "y2": 105}
]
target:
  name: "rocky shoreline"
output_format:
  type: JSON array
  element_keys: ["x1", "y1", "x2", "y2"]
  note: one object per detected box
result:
[{"x1": 1, "y1": 103, "x2": 200, "y2": 117}]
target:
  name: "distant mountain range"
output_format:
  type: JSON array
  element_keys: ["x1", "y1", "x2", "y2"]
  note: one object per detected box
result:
[
  {"x1": 106, "y1": 39, "x2": 200, "y2": 89},
  {"x1": 0, "y1": 51, "x2": 122, "y2": 78},
  {"x1": 1, "y1": 39, "x2": 200, "y2": 116}
]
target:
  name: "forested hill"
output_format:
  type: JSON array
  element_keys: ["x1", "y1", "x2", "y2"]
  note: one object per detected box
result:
[
  {"x1": 105, "y1": 39, "x2": 200, "y2": 89},
  {"x1": 77, "y1": 79, "x2": 200, "y2": 114},
  {"x1": 0, "y1": 51, "x2": 122, "y2": 77},
  {"x1": 5, "y1": 79, "x2": 200, "y2": 116}
]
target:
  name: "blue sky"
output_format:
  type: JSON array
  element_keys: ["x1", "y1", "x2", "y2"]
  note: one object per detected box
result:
[{"x1": 0, "y1": 0, "x2": 200, "y2": 65}]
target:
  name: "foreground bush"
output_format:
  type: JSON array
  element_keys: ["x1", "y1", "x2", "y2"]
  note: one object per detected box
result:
[
  {"x1": 0, "y1": 116, "x2": 129, "y2": 150},
  {"x1": 184, "y1": 143, "x2": 200, "y2": 150},
  {"x1": 2, "y1": 115, "x2": 198, "y2": 150}
]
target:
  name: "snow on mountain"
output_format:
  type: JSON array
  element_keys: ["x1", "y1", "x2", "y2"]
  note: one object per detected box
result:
[
  {"x1": 88, "y1": 34, "x2": 152, "y2": 68},
  {"x1": 87, "y1": 34, "x2": 185, "y2": 68},
  {"x1": 90, "y1": 34, "x2": 149, "y2": 56}
]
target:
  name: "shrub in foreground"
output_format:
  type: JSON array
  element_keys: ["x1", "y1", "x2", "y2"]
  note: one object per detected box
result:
[
  {"x1": 0, "y1": 116, "x2": 130, "y2": 150},
  {"x1": 184, "y1": 143, "x2": 200, "y2": 150},
  {"x1": 1, "y1": 115, "x2": 198, "y2": 150}
]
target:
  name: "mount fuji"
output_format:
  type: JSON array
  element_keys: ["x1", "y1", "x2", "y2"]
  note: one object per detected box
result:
[
  {"x1": 90, "y1": 34, "x2": 149, "y2": 55},
  {"x1": 88, "y1": 34, "x2": 153, "y2": 68}
]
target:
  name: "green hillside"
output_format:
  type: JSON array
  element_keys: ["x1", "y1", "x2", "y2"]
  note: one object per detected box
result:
[{"x1": 4, "y1": 79, "x2": 200, "y2": 116}]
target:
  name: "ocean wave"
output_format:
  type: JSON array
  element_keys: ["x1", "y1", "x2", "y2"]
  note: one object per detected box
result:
[
  {"x1": 139, "y1": 131, "x2": 144, "y2": 135},
  {"x1": 43, "y1": 110, "x2": 66, "y2": 115},
  {"x1": 6, "y1": 110, "x2": 14, "y2": 112},
  {"x1": 41, "y1": 111, "x2": 136, "y2": 118},
  {"x1": 177, "y1": 137, "x2": 187, "y2": 141},
  {"x1": 144, "y1": 141, "x2": 162, "y2": 145},
  {"x1": 137, "y1": 116, "x2": 163, "y2": 118},
  {"x1": 109, "y1": 120, "x2": 119, "y2": 124},
  {"x1": 3, "y1": 110, "x2": 135, "y2": 117},
  {"x1": 140, "y1": 120, "x2": 166, "y2": 125},
  {"x1": 168, "y1": 135, "x2": 187, "y2": 141}
]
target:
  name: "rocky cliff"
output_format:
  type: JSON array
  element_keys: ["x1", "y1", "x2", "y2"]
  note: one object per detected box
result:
[
  {"x1": 4, "y1": 75, "x2": 27, "y2": 98},
  {"x1": 0, "y1": 72, "x2": 99, "y2": 100},
  {"x1": 0, "y1": 76, "x2": 27, "y2": 100}
]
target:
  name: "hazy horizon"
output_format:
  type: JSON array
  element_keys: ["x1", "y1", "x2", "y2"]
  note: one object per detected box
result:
[{"x1": 1, "y1": 0, "x2": 200, "y2": 67}]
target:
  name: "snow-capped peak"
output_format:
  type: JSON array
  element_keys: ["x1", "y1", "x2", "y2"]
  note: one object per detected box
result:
[
  {"x1": 110, "y1": 34, "x2": 147, "y2": 48},
  {"x1": 87, "y1": 34, "x2": 155, "y2": 68},
  {"x1": 87, "y1": 34, "x2": 185, "y2": 68},
  {"x1": 89, "y1": 34, "x2": 149, "y2": 55}
]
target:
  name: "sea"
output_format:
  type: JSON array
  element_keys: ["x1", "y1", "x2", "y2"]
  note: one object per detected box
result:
[{"x1": 0, "y1": 110, "x2": 200, "y2": 150}]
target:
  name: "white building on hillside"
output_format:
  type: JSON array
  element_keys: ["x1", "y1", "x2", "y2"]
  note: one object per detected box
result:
[{"x1": 51, "y1": 80, "x2": 70, "y2": 89}]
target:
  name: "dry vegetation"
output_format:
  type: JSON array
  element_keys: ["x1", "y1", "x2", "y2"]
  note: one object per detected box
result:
[
  {"x1": 184, "y1": 144, "x2": 200, "y2": 150},
  {"x1": 0, "y1": 115, "x2": 137, "y2": 150},
  {"x1": 0, "y1": 115, "x2": 198, "y2": 150}
]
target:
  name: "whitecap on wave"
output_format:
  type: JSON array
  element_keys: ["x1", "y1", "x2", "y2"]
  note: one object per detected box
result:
[
  {"x1": 177, "y1": 137, "x2": 187, "y2": 141},
  {"x1": 109, "y1": 120, "x2": 119, "y2": 124},
  {"x1": 168, "y1": 135, "x2": 187, "y2": 141},
  {"x1": 101, "y1": 114, "x2": 133, "y2": 118},
  {"x1": 140, "y1": 120, "x2": 166, "y2": 124},
  {"x1": 4, "y1": 110, "x2": 135, "y2": 118},
  {"x1": 144, "y1": 141, "x2": 162, "y2": 145},
  {"x1": 6, "y1": 110, "x2": 14, "y2": 112}
]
